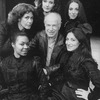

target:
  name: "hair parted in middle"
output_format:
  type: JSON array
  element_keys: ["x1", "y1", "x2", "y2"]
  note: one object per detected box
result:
[{"x1": 64, "y1": 0, "x2": 87, "y2": 23}]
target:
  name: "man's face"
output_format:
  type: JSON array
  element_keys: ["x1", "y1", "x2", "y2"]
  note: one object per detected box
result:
[{"x1": 45, "y1": 17, "x2": 60, "y2": 38}]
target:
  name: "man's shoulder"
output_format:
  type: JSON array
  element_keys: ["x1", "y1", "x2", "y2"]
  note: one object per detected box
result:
[
  {"x1": 57, "y1": 33, "x2": 64, "y2": 42},
  {"x1": 58, "y1": 32, "x2": 64, "y2": 38},
  {"x1": 36, "y1": 30, "x2": 46, "y2": 38}
]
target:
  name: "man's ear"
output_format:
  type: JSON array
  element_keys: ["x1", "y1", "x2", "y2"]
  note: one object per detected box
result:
[
  {"x1": 18, "y1": 18, "x2": 21, "y2": 22},
  {"x1": 58, "y1": 22, "x2": 61, "y2": 30}
]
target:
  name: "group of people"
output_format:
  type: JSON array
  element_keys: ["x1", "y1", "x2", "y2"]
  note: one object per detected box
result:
[{"x1": 0, "y1": 0, "x2": 100, "y2": 100}]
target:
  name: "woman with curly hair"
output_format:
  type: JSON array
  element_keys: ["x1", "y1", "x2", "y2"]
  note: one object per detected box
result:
[{"x1": 0, "y1": 3, "x2": 35, "y2": 59}]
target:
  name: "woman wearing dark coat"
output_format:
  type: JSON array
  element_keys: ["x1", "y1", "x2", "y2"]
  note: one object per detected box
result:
[
  {"x1": 0, "y1": 3, "x2": 35, "y2": 59},
  {"x1": 51, "y1": 27, "x2": 100, "y2": 100},
  {"x1": 0, "y1": 32, "x2": 48, "y2": 100}
]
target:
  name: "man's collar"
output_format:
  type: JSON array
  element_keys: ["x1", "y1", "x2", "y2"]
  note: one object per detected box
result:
[{"x1": 47, "y1": 33, "x2": 58, "y2": 42}]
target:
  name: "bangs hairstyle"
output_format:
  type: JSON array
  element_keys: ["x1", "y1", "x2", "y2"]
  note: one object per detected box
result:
[
  {"x1": 64, "y1": 0, "x2": 87, "y2": 23},
  {"x1": 8, "y1": 3, "x2": 35, "y2": 25},
  {"x1": 11, "y1": 31, "x2": 28, "y2": 43}
]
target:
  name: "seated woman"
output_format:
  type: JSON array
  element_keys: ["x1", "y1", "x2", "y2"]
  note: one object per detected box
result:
[
  {"x1": 58, "y1": 27, "x2": 100, "y2": 100},
  {"x1": 0, "y1": 31, "x2": 48, "y2": 100}
]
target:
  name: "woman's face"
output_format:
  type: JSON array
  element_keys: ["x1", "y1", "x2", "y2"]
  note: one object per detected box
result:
[
  {"x1": 65, "y1": 32, "x2": 80, "y2": 51},
  {"x1": 12, "y1": 36, "x2": 30, "y2": 58},
  {"x1": 68, "y1": 2, "x2": 79, "y2": 19},
  {"x1": 42, "y1": 0, "x2": 55, "y2": 13},
  {"x1": 18, "y1": 12, "x2": 33, "y2": 30}
]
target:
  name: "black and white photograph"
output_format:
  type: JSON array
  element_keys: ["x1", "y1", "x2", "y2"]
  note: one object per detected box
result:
[{"x1": 0, "y1": 0, "x2": 100, "y2": 100}]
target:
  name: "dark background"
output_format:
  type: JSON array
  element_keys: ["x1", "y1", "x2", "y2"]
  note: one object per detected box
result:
[{"x1": 6, "y1": 0, "x2": 100, "y2": 37}]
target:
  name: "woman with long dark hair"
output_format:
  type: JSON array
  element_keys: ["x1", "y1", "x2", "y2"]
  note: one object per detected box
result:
[
  {"x1": 64, "y1": 0, "x2": 87, "y2": 31},
  {"x1": 59, "y1": 27, "x2": 100, "y2": 100}
]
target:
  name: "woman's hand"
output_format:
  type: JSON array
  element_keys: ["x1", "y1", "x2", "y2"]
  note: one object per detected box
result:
[{"x1": 75, "y1": 88, "x2": 91, "y2": 100}]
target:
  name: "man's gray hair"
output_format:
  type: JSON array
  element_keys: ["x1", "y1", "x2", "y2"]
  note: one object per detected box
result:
[{"x1": 44, "y1": 12, "x2": 62, "y2": 24}]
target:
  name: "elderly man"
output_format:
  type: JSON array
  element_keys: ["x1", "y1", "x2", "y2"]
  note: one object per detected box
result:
[{"x1": 30, "y1": 12, "x2": 64, "y2": 97}]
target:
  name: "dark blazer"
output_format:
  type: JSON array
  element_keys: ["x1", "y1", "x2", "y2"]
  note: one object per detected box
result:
[
  {"x1": 30, "y1": 30, "x2": 64, "y2": 92},
  {"x1": 30, "y1": 30, "x2": 64, "y2": 67}
]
